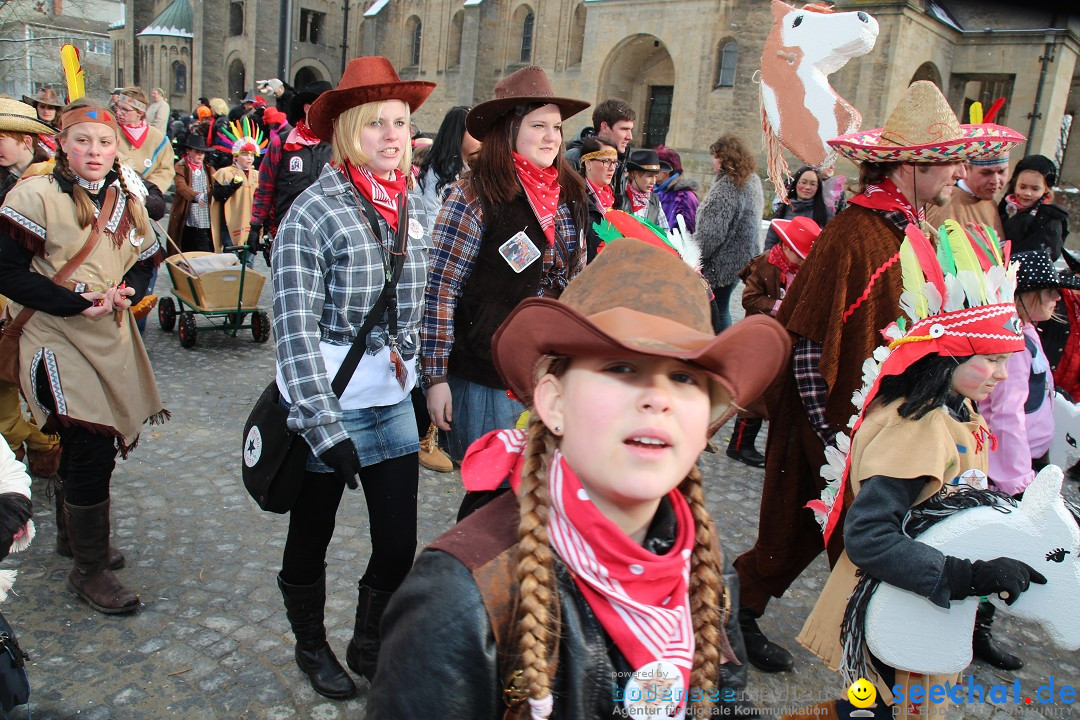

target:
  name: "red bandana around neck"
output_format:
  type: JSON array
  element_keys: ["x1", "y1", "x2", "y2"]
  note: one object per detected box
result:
[
  {"x1": 39, "y1": 134, "x2": 57, "y2": 152},
  {"x1": 185, "y1": 154, "x2": 203, "y2": 171},
  {"x1": 283, "y1": 120, "x2": 321, "y2": 152},
  {"x1": 627, "y1": 185, "x2": 651, "y2": 214},
  {"x1": 513, "y1": 152, "x2": 560, "y2": 246},
  {"x1": 767, "y1": 243, "x2": 800, "y2": 277},
  {"x1": 587, "y1": 178, "x2": 615, "y2": 212},
  {"x1": 119, "y1": 122, "x2": 149, "y2": 150},
  {"x1": 340, "y1": 162, "x2": 407, "y2": 233},
  {"x1": 462, "y1": 429, "x2": 696, "y2": 713},
  {"x1": 847, "y1": 176, "x2": 921, "y2": 226}
]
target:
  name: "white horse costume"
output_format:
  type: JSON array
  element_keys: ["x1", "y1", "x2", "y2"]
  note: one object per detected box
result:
[
  {"x1": 760, "y1": 0, "x2": 878, "y2": 200},
  {"x1": 864, "y1": 465, "x2": 1080, "y2": 675}
]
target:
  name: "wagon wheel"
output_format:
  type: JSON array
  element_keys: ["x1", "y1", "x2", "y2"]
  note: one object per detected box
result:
[
  {"x1": 178, "y1": 312, "x2": 198, "y2": 348},
  {"x1": 158, "y1": 297, "x2": 176, "y2": 332},
  {"x1": 251, "y1": 311, "x2": 271, "y2": 344}
]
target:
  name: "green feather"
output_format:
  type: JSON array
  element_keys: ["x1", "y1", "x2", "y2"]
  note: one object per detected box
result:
[
  {"x1": 592, "y1": 218, "x2": 624, "y2": 245},
  {"x1": 936, "y1": 224, "x2": 957, "y2": 275}
]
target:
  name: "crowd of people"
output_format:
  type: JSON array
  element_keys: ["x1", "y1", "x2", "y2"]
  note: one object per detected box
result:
[{"x1": 0, "y1": 54, "x2": 1076, "y2": 719}]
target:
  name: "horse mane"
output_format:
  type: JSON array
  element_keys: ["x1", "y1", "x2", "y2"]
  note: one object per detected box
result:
[
  {"x1": 839, "y1": 488, "x2": 1017, "y2": 684},
  {"x1": 802, "y1": 2, "x2": 835, "y2": 13}
]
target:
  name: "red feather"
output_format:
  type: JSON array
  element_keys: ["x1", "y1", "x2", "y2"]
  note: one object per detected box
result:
[
  {"x1": 983, "y1": 98, "x2": 1006, "y2": 124},
  {"x1": 904, "y1": 225, "x2": 946, "y2": 301},
  {"x1": 603, "y1": 210, "x2": 678, "y2": 256}
]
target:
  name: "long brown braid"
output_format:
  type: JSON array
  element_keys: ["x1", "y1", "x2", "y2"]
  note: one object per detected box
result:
[
  {"x1": 512, "y1": 411, "x2": 560, "y2": 710},
  {"x1": 680, "y1": 464, "x2": 726, "y2": 715}
]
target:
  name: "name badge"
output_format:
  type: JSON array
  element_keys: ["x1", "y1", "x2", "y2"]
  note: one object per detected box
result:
[
  {"x1": 498, "y1": 230, "x2": 541, "y2": 273},
  {"x1": 408, "y1": 217, "x2": 424, "y2": 240},
  {"x1": 289, "y1": 156, "x2": 303, "y2": 172}
]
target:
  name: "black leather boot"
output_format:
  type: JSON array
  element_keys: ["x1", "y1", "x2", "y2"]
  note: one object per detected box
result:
[
  {"x1": 973, "y1": 600, "x2": 1022, "y2": 670},
  {"x1": 345, "y1": 582, "x2": 393, "y2": 681},
  {"x1": 726, "y1": 417, "x2": 765, "y2": 468},
  {"x1": 277, "y1": 573, "x2": 357, "y2": 699},
  {"x1": 738, "y1": 607, "x2": 794, "y2": 673},
  {"x1": 718, "y1": 564, "x2": 759, "y2": 717}
]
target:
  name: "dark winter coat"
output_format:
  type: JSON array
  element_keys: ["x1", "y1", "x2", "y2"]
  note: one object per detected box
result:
[
  {"x1": 999, "y1": 199, "x2": 1070, "y2": 261},
  {"x1": 696, "y1": 173, "x2": 764, "y2": 288},
  {"x1": 763, "y1": 197, "x2": 833, "y2": 251}
]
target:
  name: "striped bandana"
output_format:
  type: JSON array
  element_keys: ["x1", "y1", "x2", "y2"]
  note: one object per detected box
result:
[
  {"x1": 461, "y1": 429, "x2": 695, "y2": 714},
  {"x1": 340, "y1": 162, "x2": 406, "y2": 233}
]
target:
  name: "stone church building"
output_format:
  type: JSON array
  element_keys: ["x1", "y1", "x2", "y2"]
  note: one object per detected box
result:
[{"x1": 111, "y1": 0, "x2": 1079, "y2": 187}]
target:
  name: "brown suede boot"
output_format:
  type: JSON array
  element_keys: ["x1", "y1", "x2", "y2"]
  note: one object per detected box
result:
[
  {"x1": 52, "y1": 478, "x2": 124, "y2": 570},
  {"x1": 65, "y1": 499, "x2": 139, "y2": 614}
]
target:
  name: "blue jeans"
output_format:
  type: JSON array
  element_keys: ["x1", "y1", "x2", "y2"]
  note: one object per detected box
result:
[
  {"x1": 711, "y1": 282, "x2": 737, "y2": 333},
  {"x1": 446, "y1": 375, "x2": 526, "y2": 461}
]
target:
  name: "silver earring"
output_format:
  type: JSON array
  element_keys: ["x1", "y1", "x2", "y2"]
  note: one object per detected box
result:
[{"x1": 554, "y1": 425, "x2": 562, "y2": 433}]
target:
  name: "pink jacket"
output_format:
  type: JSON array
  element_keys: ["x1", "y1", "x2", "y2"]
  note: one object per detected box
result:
[{"x1": 980, "y1": 324, "x2": 1055, "y2": 495}]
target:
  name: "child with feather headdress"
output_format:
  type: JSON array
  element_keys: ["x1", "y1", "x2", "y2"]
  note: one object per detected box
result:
[{"x1": 211, "y1": 117, "x2": 266, "y2": 253}]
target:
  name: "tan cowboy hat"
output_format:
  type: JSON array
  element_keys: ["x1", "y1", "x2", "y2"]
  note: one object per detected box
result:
[
  {"x1": 22, "y1": 87, "x2": 64, "y2": 109},
  {"x1": 492, "y1": 239, "x2": 791, "y2": 428},
  {"x1": 307, "y1": 56, "x2": 436, "y2": 141},
  {"x1": 0, "y1": 97, "x2": 57, "y2": 135},
  {"x1": 466, "y1": 66, "x2": 589, "y2": 140},
  {"x1": 828, "y1": 81, "x2": 1024, "y2": 164}
]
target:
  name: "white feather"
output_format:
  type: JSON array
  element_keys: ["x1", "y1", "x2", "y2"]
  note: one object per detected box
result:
[
  {"x1": 943, "y1": 275, "x2": 966, "y2": 312},
  {"x1": 923, "y1": 282, "x2": 942, "y2": 316},
  {"x1": 0, "y1": 570, "x2": 16, "y2": 602},
  {"x1": 666, "y1": 215, "x2": 701, "y2": 270},
  {"x1": 899, "y1": 291, "x2": 921, "y2": 324},
  {"x1": 8, "y1": 520, "x2": 33, "y2": 554},
  {"x1": 956, "y1": 270, "x2": 985, "y2": 308}
]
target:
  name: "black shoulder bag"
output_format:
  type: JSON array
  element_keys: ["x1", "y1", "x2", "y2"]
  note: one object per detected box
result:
[{"x1": 241, "y1": 192, "x2": 409, "y2": 513}]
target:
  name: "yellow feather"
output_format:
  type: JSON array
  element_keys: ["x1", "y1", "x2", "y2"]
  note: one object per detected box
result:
[
  {"x1": 969, "y1": 101, "x2": 983, "y2": 125},
  {"x1": 60, "y1": 44, "x2": 85, "y2": 103},
  {"x1": 898, "y1": 239, "x2": 928, "y2": 319}
]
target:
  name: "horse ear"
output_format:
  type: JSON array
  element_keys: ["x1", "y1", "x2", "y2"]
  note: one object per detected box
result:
[
  {"x1": 772, "y1": 0, "x2": 794, "y2": 23},
  {"x1": 1018, "y1": 465, "x2": 1065, "y2": 517}
]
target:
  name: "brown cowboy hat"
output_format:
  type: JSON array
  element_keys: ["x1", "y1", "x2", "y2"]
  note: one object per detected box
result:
[
  {"x1": 492, "y1": 240, "x2": 791, "y2": 429},
  {"x1": 0, "y1": 98, "x2": 56, "y2": 135},
  {"x1": 465, "y1": 66, "x2": 589, "y2": 140},
  {"x1": 307, "y1": 56, "x2": 436, "y2": 141},
  {"x1": 22, "y1": 87, "x2": 64, "y2": 109}
]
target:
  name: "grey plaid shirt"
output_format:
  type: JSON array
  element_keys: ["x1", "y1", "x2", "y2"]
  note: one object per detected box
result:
[{"x1": 272, "y1": 164, "x2": 431, "y2": 456}]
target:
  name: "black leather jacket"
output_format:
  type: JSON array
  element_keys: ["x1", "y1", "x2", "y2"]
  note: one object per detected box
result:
[{"x1": 367, "y1": 492, "x2": 748, "y2": 719}]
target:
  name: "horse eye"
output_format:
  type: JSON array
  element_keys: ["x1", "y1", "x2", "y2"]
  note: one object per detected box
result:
[
  {"x1": 792, "y1": 14, "x2": 803, "y2": 27},
  {"x1": 1045, "y1": 548, "x2": 1070, "y2": 563}
]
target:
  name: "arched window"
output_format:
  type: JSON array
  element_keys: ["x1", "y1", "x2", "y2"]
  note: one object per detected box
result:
[
  {"x1": 568, "y1": 3, "x2": 585, "y2": 67},
  {"x1": 910, "y1": 61, "x2": 942, "y2": 88},
  {"x1": 520, "y1": 11, "x2": 534, "y2": 63},
  {"x1": 448, "y1": 10, "x2": 464, "y2": 68},
  {"x1": 716, "y1": 40, "x2": 737, "y2": 88},
  {"x1": 228, "y1": 59, "x2": 246, "y2": 103},
  {"x1": 404, "y1": 15, "x2": 422, "y2": 68},
  {"x1": 173, "y1": 61, "x2": 186, "y2": 94},
  {"x1": 229, "y1": 2, "x2": 244, "y2": 37}
]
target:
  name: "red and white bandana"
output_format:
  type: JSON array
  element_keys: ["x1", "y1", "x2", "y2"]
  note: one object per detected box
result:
[
  {"x1": 462, "y1": 429, "x2": 695, "y2": 715},
  {"x1": 587, "y1": 178, "x2": 615, "y2": 212},
  {"x1": 847, "y1": 176, "x2": 921, "y2": 227},
  {"x1": 119, "y1": 122, "x2": 149, "y2": 150},
  {"x1": 339, "y1": 162, "x2": 407, "y2": 233},
  {"x1": 283, "y1": 120, "x2": 321, "y2": 152},
  {"x1": 513, "y1": 152, "x2": 560, "y2": 246},
  {"x1": 627, "y1": 185, "x2": 651, "y2": 214}
]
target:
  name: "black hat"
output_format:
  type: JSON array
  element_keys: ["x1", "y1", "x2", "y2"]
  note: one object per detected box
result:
[
  {"x1": 289, "y1": 81, "x2": 334, "y2": 126},
  {"x1": 1014, "y1": 155, "x2": 1057, "y2": 188},
  {"x1": 1014, "y1": 250, "x2": 1080, "y2": 294},
  {"x1": 625, "y1": 148, "x2": 672, "y2": 173},
  {"x1": 180, "y1": 133, "x2": 211, "y2": 152}
]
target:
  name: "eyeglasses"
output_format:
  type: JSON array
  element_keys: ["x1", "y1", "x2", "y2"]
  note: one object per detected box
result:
[
  {"x1": 589, "y1": 158, "x2": 617, "y2": 167},
  {"x1": 111, "y1": 104, "x2": 138, "y2": 115}
]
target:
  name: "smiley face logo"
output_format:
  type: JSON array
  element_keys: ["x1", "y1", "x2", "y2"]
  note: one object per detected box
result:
[{"x1": 848, "y1": 677, "x2": 876, "y2": 708}]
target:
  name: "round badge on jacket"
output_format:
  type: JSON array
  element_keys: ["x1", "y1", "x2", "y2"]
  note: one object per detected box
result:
[{"x1": 408, "y1": 217, "x2": 423, "y2": 240}]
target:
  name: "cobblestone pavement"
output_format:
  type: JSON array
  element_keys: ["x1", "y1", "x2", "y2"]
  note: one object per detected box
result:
[{"x1": 6, "y1": 270, "x2": 1079, "y2": 719}]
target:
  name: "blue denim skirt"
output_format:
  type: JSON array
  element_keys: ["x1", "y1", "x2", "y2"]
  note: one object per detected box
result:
[
  {"x1": 306, "y1": 396, "x2": 419, "y2": 472},
  {"x1": 446, "y1": 374, "x2": 526, "y2": 462}
]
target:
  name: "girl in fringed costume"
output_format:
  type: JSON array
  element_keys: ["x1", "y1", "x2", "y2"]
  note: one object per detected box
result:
[
  {"x1": 367, "y1": 238, "x2": 791, "y2": 719},
  {"x1": 211, "y1": 117, "x2": 266, "y2": 253},
  {"x1": 789, "y1": 221, "x2": 1045, "y2": 719},
  {"x1": 0, "y1": 104, "x2": 167, "y2": 615}
]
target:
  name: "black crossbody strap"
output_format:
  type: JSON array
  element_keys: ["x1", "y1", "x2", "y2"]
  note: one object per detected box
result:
[{"x1": 329, "y1": 193, "x2": 409, "y2": 398}]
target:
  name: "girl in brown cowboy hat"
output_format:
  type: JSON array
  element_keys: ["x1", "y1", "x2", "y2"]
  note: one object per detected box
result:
[
  {"x1": 270, "y1": 55, "x2": 435, "y2": 700},
  {"x1": 368, "y1": 238, "x2": 790, "y2": 718},
  {"x1": 0, "y1": 103, "x2": 166, "y2": 615},
  {"x1": 421, "y1": 65, "x2": 591, "y2": 465},
  {"x1": 22, "y1": 87, "x2": 63, "y2": 159}
]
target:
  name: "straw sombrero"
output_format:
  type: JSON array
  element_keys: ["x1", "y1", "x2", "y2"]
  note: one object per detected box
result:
[
  {"x1": 0, "y1": 98, "x2": 57, "y2": 135},
  {"x1": 828, "y1": 81, "x2": 1024, "y2": 164}
]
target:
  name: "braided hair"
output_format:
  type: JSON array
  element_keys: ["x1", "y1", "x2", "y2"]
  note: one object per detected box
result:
[
  {"x1": 509, "y1": 359, "x2": 727, "y2": 717},
  {"x1": 54, "y1": 137, "x2": 152, "y2": 242}
]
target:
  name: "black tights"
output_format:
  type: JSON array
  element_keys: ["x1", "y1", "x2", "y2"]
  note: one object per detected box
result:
[{"x1": 281, "y1": 453, "x2": 419, "y2": 591}]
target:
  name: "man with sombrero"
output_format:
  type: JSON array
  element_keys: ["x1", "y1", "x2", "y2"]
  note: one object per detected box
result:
[
  {"x1": 251, "y1": 81, "x2": 333, "y2": 248},
  {"x1": 21, "y1": 87, "x2": 63, "y2": 160},
  {"x1": 732, "y1": 80, "x2": 1024, "y2": 673},
  {"x1": 0, "y1": 97, "x2": 63, "y2": 478}
]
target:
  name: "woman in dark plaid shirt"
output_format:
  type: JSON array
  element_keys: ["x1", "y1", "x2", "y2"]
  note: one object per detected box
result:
[
  {"x1": 420, "y1": 66, "x2": 590, "y2": 464},
  {"x1": 269, "y1": 57, "x2": 436, "y2": 701}
]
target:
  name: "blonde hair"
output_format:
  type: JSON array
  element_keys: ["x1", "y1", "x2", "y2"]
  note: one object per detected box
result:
[
  {"x1": 209, "y1": 97, "x2": 230, "y2": 116},
  {"x1": 330, "y1": 101, "x2": 412, "y2": 178},
  {"x1": 55, "y1": 126, "x2": 153, "y2": 242},
  {"x1": 509, "y1": 364, "x2": 727, "y2": 717}
]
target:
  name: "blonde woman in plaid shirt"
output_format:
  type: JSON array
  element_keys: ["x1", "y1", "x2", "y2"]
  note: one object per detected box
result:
[{"x1": 269, "y1": 57, "x2": 435, "y2": 700}]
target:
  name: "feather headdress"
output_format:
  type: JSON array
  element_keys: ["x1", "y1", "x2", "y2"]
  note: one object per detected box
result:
[
  {"x1": 214, "y1": 116, "x2": 267, "y2": 156},
  {"x1": 809, "y1": 221, "x2": 1026, "y2": 542},
  {"x1": 60, "y1": 44, "x2": 85, "y2": 103},
  {"x1": 592, "y1": 210, "x2": 702, "y2": 270}
]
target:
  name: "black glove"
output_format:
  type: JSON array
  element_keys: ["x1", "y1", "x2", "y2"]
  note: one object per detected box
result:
[
  {"x1": 248, "y1": 224, "x2": 262, "y2": 252},
  {"x1": 318, "y1": 438, "x2": 360, "y2": 490},
  {"x1": 946, "y1": 556, "x2": 1047, "y2": 605}
]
